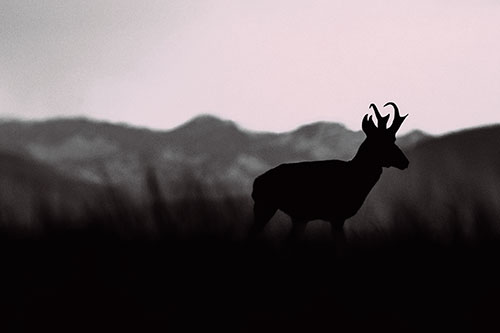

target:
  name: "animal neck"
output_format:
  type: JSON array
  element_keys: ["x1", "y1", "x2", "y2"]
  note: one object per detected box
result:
[{"x1": 350, "y1": 140, "x2": 383, "y2": 176}]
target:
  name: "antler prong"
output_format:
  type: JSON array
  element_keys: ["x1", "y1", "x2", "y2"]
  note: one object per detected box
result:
[
  {"x1": 384, "y1": 102, "x2": 408, "y2": 134},
  {"x1": 369, "y1": 103, "x2": 390, "y2": 129}
]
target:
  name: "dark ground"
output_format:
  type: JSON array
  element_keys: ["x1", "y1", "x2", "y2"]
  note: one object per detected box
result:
[
  {"x1": 0, "y1": 171, "x2": 499, "y2": 332},
  {"x1": 2, "y1": 226, "x2": 500, "y2": 333}
]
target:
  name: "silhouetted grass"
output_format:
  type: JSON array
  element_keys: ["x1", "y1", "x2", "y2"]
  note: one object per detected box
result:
[{"x1": 1, "y1": 170, "x2": 500, "y2": 332}]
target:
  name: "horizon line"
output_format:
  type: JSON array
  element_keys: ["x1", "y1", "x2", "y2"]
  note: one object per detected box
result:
[{"x1": 1, "y1": 112, "x2": 497, "y2": 138}]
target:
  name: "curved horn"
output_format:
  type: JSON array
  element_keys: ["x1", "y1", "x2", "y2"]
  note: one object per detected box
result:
[
  {"x1": 384, "y1": 102, "x2": 408, "y2": 134},
  {"x1": 369, "y1": 103, "x2": 389, "y2": 129},
  {"x1": 362, "y1": 114, "x2": 377, "y2": 136}
]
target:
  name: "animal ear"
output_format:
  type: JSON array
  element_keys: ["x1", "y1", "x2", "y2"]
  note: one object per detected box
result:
[{"x1": 362, "y1": 114, "x2": 377, "y2": 136}]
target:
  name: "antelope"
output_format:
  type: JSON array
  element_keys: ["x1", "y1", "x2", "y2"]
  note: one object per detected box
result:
[{"x1": 249, "y1": 102, "x2": 409, "y2": 248}]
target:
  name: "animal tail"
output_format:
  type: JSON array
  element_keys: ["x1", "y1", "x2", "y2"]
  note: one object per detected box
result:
[
  {"x1": 251, "y1": 175, "x2": 263, "y2": 202},
  {"x1": 251, "y1": 174, "x2": 273, "y2": 203}
]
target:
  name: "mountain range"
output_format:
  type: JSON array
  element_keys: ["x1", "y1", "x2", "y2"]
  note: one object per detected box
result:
[
  {"x1": 2, "y1": 114, "x2": 500, "y2": 241},
  {"x1": 0, "y1": 115, "x2": 428, "y2": 198}
]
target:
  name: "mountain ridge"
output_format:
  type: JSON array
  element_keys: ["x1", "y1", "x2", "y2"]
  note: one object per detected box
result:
[
  {"x1": 0, "y1": 114, "x2": 431, "y2": 197},
  {"x1": 1, "y1": 115, "x2": 500, "y2": 238},
  {"x1": 0, "y1": 113, "x2": 429, "y2": 137}
]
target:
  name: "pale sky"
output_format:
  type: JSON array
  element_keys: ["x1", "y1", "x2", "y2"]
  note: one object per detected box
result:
[{"x1": 1, "y1": 0, "x2": 499, "y2": 135}]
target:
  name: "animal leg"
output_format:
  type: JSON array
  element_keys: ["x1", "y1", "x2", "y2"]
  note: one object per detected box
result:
[
  {"x1": 330, "y1": 221, "x2": 346, "y2": 257},
  {"x1": 248, "y1": 201, "x2": 277, "y2": 239},
  {"x1": 289, "y1": 219, "x2": 307, "y2": 244}
]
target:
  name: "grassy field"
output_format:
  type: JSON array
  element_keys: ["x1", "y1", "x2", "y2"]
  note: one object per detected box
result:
[{"x1": 1, "y1": 173, "x2": 500, "y2": 333}]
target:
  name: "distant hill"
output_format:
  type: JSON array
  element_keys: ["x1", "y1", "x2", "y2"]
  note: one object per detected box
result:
[
  {"x1": 2, "y1": 115, "x2": 500, "y2": 241},
  {"x1": 0, "y1": 150, "x2": 101, "y2": 227},
  {"x1": 349, "y1": 124, "x2": 500, "y2": 243},
  {"x1": 0, "y1": 115, "x2": 429, "y2": 197}
]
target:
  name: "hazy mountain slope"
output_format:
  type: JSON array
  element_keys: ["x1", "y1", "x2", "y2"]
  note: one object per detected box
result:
[
  {"x1": 0, "y1": 151, "x2": 102, "y2": 226},
  {"x1": 0, "y1": 116, "x2": 429, "y2": 196},
  {"x1": 1, "y1": 115, "x2": 499, "y2": 242},
  {"x1": 350, "y1": 125, "x2": 500, "y2": 243}
]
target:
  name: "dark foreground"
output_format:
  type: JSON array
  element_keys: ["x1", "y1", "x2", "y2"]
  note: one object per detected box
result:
[{"x1": 2, "y1": 229, "x2": 500, "y2": 333}]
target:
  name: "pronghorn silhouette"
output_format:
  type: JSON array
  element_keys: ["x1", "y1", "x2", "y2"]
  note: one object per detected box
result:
[{"x1": 250, "y1": 102, "x2": 409, "y2": 246}]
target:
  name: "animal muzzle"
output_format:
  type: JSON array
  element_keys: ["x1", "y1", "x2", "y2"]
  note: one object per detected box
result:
[
  {"x1": 390, "y1": 147, "x2": 409, "y2": 170},
  {"x1": 396, "y1": 159, "x2": 409, "y2": 170},
  {"x1": 394, "y1": 154, "x2": 409, "y2": 170}
]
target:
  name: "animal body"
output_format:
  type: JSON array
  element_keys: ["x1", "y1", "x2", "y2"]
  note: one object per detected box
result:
[{"x1": 250, "y1": 102, "x2": 409, "y2": 244}]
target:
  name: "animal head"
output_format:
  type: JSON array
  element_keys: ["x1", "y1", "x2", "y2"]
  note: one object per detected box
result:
[{"x1": 361, "y1": 102, "x2": 409, "y2": 170}]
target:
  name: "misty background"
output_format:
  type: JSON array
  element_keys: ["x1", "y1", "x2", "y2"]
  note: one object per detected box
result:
[
  {"x1": 1, "y1": 1, "x2": 499, "y2": 134},
  {"x1": 0, "y1": 1, "x2": 499, "y2": 241},
  {"x1": 3, "y1": 3, "x2": 500, "y2": 331}
]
